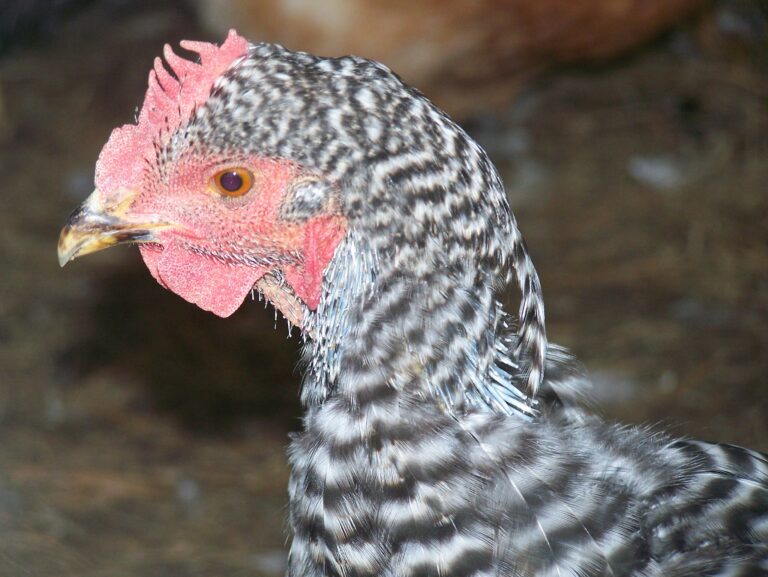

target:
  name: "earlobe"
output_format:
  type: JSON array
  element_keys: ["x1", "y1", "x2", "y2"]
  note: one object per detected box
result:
[
  {"x1": 284, "y1": 215, "x2": 347, "y2": 309},
  {"x1": 281, "y1": 178, "x2": 339, "y2": 221}
]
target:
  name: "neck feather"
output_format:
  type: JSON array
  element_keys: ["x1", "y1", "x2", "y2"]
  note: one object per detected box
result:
[{"x1": 300, "y1": 231, "x2": 539, "y2": 420}]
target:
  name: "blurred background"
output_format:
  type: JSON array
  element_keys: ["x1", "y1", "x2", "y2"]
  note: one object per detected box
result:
[{"x1": 0, "y1": 0, "x2": 766, "y2": 575}]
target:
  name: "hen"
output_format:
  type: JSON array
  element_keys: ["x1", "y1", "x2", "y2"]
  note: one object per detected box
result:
[
  {"x1": 193, "y1": 0, "x2": 704, "y2": 116},
  {"x1": 59, "y1": 31, "x2": 768, "y2": 577}
]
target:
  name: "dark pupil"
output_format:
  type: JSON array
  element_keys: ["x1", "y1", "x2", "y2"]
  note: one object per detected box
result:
[{"x1": 220, "y1": 171, "x2": 243, "y2": 192}]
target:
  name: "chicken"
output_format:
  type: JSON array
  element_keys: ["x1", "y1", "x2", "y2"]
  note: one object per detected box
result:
[
  {"x1": 58, "y1": 31, "x2": 768, "y2": 577},
  {"x1": 193, "y1": 0, "x2": 705, "y2": 116}
]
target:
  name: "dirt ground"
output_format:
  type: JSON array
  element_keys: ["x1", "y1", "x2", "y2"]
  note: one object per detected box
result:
[{"x1": 0, "y1": 2, "x2": 766, "y2": 576}]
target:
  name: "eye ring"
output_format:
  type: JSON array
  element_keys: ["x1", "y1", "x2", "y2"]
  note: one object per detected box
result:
[{"x1": 211, "y1": 167, "x2": 254, "y2": 197}]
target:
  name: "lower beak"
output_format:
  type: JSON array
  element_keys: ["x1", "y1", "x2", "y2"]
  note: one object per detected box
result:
[{"x1": 57, "y1": 188, "x2": 172, "y2": 267}]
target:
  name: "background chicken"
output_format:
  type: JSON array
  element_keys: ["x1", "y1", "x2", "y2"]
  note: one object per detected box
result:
[
  {"x1": 58, "y1": 30, "x2": 768, "y2": 575},
  {"x1": 1, "y1": 1, "x2": 766, "y2": 575},
  {"x1": 1, "y1": 0, "x2": 704, "y2": 116},
  {"x1": 192, "y1": 0, "x2": 705, "y2": 115}
]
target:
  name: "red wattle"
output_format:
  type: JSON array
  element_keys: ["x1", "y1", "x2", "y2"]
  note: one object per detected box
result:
[{"x1": 140, "y1": 243, "x2": 267, "y2": 318}]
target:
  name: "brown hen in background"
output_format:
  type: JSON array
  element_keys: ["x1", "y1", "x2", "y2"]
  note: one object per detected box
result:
[{"x1": 193, "y1": 0, "x2": 704, "y2": 114}]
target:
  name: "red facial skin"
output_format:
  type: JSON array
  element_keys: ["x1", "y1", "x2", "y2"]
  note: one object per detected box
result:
[
  {"x1": 129, "y1": 155, "x2": 346, "y2": 318},
  {"x1": 90, "y1": 31, "x2": 346, "y2": 320}
]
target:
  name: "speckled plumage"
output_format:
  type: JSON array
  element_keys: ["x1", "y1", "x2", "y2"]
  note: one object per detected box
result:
[
  {"x1": 185, "y1": 43, "x2": 768, "y2": 577},
  {"x1": 69, "y1": 37, "x2": 768, "y2": 577},
  {"x1": 197, "y1": 43, "x2": 548, "y2": 410}
]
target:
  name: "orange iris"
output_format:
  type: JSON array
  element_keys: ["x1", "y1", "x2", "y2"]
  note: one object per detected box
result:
[{"x1": 211, "y1": 168, "x2": 254, "y2": 197}]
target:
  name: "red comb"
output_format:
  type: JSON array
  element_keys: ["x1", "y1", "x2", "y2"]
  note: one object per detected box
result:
[{"x1": 94, "y1": 29, "x2": 249, "y2": 195}]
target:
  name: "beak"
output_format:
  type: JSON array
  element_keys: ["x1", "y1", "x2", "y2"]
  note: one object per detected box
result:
[{"x1": 58, "y1": 188, "x2": 172, "y2": 267}]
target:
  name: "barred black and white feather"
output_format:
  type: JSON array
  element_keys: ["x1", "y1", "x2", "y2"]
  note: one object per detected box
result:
[{"x1": 174, "y1": 43, "x2": 768, "y2": 576}]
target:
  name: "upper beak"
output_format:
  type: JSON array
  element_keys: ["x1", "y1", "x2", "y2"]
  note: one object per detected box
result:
[{"x1": 58, "y1": 188, "x2": 173, "y2": 267}]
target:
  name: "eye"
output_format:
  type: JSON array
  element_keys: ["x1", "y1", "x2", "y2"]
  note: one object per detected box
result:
[{"x1": 211, "y1": 168, "x2": 254, "y2": 197}]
